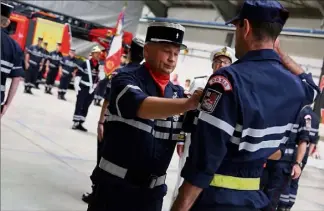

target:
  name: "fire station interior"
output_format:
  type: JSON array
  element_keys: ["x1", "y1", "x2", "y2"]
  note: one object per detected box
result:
[{"x1": 1, "y1": 0, "x2": 324, "y2": 210}]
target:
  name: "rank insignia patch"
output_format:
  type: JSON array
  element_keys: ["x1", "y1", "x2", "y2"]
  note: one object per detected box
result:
[
  {"x1": 200, "y1": 88, "x2": 222, "y2": 113},
  {"x1": 208, "y1": 75, "x2": 232, "y2": 91}
]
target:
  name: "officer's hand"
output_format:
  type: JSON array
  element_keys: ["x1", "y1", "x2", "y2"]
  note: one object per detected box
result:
[
  {"x1": 291, "y1": 164, "x2": 302, "y2": 180},
  {"x1": 186, "y1": 88, "x2": 203, "y2": 110},
  {"x1": 177, "y1": 144, "x2": 184, "y2": 157},
  {"x1": 97, "y1": 123, "x2": 104, "y2": 142}
]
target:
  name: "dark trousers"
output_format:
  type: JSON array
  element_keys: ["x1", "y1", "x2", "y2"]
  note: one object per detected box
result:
[
  {"x1": 73, "y1": 86, "x2": 94, "y2": 123},
  {"x1": 58, "y1": 75, "x2": 72, "y2": 96},
  {"x1": 277, "y1": 165, "x2": 305, "y2": 209},
  {"x1": 45, "y1": 67, "x2": 59, "y2": 88},
  {"x1": 261, "y1": 161, "x2": 291, "y2": 211},
  {"x1": 25, "y1": 65, "x2": 39, "y2": 88},
  {"x1": 36, "y1": 67, "x2": 45, "y2": 86},
  {"x1": 94, "y1": 78, "x2": 109, "y2": 101},
  {"x1": 88, "y1": 174, "x2": 167, "y2": 211}
]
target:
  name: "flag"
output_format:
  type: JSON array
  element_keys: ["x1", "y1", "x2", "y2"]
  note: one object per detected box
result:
[{"x1": 104, "y1": 3, "x2": 126, "y2": 76}]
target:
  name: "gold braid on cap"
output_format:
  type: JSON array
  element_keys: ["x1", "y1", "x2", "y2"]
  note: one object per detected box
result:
[{"x1": 214, "y1": 47, "x2": 232, "y2": 61}]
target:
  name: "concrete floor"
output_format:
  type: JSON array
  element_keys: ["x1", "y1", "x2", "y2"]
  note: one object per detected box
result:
[{"x1": 1, "y1": 83, "x2": 324, "y2": 211}]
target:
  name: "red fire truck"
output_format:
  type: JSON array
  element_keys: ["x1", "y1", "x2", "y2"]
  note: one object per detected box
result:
[{"x1": 7, "y1": 0, "x2": 133, "y2": 81}]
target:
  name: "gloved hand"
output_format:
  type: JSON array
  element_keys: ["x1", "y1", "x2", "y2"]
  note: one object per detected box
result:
[{"x1": 74, "y1": 76, "x2": 81, "y2": 93}]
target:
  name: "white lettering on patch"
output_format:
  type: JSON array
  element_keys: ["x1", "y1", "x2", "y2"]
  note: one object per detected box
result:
[
  {"x1": 208, "y1": 76, "x2": 232, "y2": 91},
  {"x1": 200, "y1": 88, "x2": 222, "y2": 113}
]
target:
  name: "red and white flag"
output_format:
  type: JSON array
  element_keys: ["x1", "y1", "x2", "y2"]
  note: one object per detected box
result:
[{"x1": 104, "y1": 4, "x2": 126, "y2": 76}]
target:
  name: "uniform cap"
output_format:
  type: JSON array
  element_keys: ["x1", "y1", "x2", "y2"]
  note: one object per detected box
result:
[
  {"x1": 145, "y1": 22, "x2": 187, "y2": 50},
  {"x1": 226, "y1": 0, "x2": 289, "y2": 26},
  {"x1": 210, "y1": 47, "x2": 235, "y2": 62},
  {"x1": 1, "y1": 2, "x2": 13, "y2": 18},
  {"x1": 91, "y1": 46, "x2": 101, "y2": 53},
  {"x1": 130, "y1": 37, "x2": 144, "y2": 61},
  {"x1": 38, "y1": 37, "x2": 43, "y2": 41}
]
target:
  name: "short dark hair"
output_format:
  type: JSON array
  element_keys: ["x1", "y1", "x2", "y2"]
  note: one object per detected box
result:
[{"x1": 240, "y1": 19, "x2": 283, "y2": 41}]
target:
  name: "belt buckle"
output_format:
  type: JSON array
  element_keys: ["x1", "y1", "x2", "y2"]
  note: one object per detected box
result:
[{"x1": 149, "y1": 175, "x2": 158, "y2": 189}]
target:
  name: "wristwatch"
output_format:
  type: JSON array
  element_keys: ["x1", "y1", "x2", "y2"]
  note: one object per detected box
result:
[{"x1": 294, "y1": 161, "x2": 303, "y2": 168}]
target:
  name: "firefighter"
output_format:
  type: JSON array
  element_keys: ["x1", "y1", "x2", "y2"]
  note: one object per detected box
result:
[
  {"x1": 24, "y1": 37, "x2": 45, "y2": 94},
  {"x1": 1, "y1": 2, "x2": 25, "y2": 117},
  {"x1": 35, "y1": 41, "x2": 49, "y2": 89},
  {"x1": 72, "y1": 46, "x2": 101, "y2": 132},
  {"x1": 82, "y1": 37, "x2": 145, "y2": 204},
  {"x1": 87, "y1": 22, "x2": 202, "y2": 211},
  {"x1": 58, "y1": 48, "x2": 77, "y2": 100},
  {"x1": 44, "y1": 42, "x2": 63, "y2": 94},
  {"x1": 171, "y1": 1, "x2": 319, "y2": 211},
  {"x1": 274, "y1": 106, "x2": 319, "y2": 211},
  {"x1": 172, "y1": 46, "x2": 235, "y2": 202}
]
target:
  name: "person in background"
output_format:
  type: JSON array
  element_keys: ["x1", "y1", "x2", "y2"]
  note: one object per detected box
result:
[
  {"x1": 58, "y1": 48, "x2": 78, "y2": 100},
  {"x1": 93, "y1": 49, "x2": 108, "y2": 107},
  {"x1": 72, "y1": 46, "x2": 101, "y2": 132},
  {"x1": 184, "y1": 79, "x2": 191, "y2": 95},
  {"x1": 35, "y1": 41, "x2": 49, "y2": 89},
  {"x1": 44, "y1": 42, "x2": 63, "y2": 95},
  {"x1": 24, "y1": 36, "x2": 44, "y2": 94},
  {"x1": 82, "y1": 37, "x2": 145, "y2": 204},
  {"x1": 171, "y1": 73, "x2": 180, "y2": 85},
  {"x1": 171, "y1": 46, "x2": 235, "y2": 204},
  {"x1": 274, "y1": 106, "x2": 319, "y2": 211},
  {"x1": 1, "y1": 2, "x2": 25, "y2": 118}
]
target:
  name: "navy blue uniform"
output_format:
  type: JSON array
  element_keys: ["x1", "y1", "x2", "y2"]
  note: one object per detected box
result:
[
  {"x1": 1, "y1": 28, "x2": 24, "y2": 109},
  {"x1": 25, "y1": 44, "x2": 44, "y2": 90},
  {"x1": 181, "y1": 49, "x2": 319, "y2": 211},
  {"x1": 58, "y1": 56, "x2": 77, "y2": 98},
  {"x1": 72, "y1": 59, "x2": 99, "y2": 123},
  {"x1": 93, "y1": 77, "x2": 109, "y2": 105},
  {"x1": 36, "y1": 48, "x2": 49, "y2": 87},
  {"x1": 45, "y1": 50, "x2": 63, "y2": 91},
  {"x1": 87, "y1": 64, "x2": 185, "y2": 211},
  {"x1": 277, "y1": 106, "x2": 319, "y2": 210}
]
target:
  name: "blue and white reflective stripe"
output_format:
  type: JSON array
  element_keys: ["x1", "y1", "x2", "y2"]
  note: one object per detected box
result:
[
  {"x1": 106, "y1": 113, "x2": 182, "y2": 140},
  {"x1": 29, "y1": 60, "x2": 37, "y2": 65},
  {"x1": 12, "y1": 66, "x2": 22, "y2": 70},
  {"x1": 49, "y1": 63, "x2": 56, "y2": 68},
  {"x1": 1, "y1": 60, "x2": 14, "y2": 68},
  {"x1": 302, "y1": 78, "x2": 317, "y2": 102},
  {"x1": 155, "y1": 120, "x2": 182, "y2": 129},
  {"x1": 1, "y1": 67, "x2": 11, "y2": 74},
  {"x1": 62, "y1": 69, "x2": 69, "y2": 74},
  {"x1": 73, "y1": 115, "x2": 85, "y2": 121},
  {"x1": 298, "y1": 127, "x2": 319, "y2": 133},
  {"x1": 116, "y1": 84, "x2": 142, "y2": 116},
  {"x1": 99, "y1": 157, "x2": 166, "y2": 188},
  {"x1": 198, "y1": 112, "x2": 297, "y2": 152},
  {"x1": 242, "y1": 123, "x2": 297, "y2": 138},
  {"x1": 1, "y1": 85, "x2": 5, "y2": 92},
  {"x1": 279, "y1": 194, "x2": 290, "y2": 203},
  {"x1": 229, "y1": 124, "x2": 243, "y2": 145},
  {"x1": 198, "y1": 112, "x2": 235, "y2": 136}
]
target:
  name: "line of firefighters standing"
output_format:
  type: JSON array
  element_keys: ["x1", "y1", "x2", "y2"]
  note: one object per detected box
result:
[{"x1": 22, "y1": 36, "x2": 126, "y2": 105}]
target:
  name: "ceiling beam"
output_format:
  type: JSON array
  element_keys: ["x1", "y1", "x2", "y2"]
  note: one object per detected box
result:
[
  {"x1": 143, "y1": 0, "x2": 168, "y2": 17},
  {"x1": 288, "y1": 7, "x2": 323, "y2": 19},
  {"x1": 209, "y1": 0, "x2": 238, "y2": 21}
]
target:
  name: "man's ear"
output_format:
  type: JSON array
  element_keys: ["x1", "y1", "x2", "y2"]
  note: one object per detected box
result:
[{"x1": 243, "y1": 19, "x2": 251, "y2": 40}]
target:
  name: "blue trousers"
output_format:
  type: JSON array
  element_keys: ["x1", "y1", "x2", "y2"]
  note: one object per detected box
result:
[
  {"x1": 87, "y1": 173, "x2": 167, "y2": 211},
  {"x1": 73, "y1": 86, "x2": 94, "y2": 123},
  {"x1": 261, "y1": 161, "x2": 292, "y2": 211},
  {"x1": 277, "y1": 165, "x2": 305, "y2": 209},
  {"x1": 191, "y1": 204, "x2": 260, "y2": 211}
]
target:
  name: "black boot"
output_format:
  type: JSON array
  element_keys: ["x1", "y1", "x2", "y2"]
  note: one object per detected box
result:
[
  {"x1": 27, "y1": 86, "x2": 33, "y2": 94},
  {"x1": 48, "y1": 87, "x2": 53, "y2": 95},
  {"x1": 61, "y1": 94, "x2": 67, "y2": 101}
]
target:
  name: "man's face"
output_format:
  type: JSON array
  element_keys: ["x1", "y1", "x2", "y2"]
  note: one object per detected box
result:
[
  {"x1": 212, "y1": 55, "x2": 232, "y2": 72},
  {"x1": 92, "y1": 52, "x2": 100, "y2": 60},
  {"x1": 43, "y1": 44, "x2": 48, "y2": 49},
  {"x1": 69, "y1": 51, "x2": 75, "y2": 58},
  {"x1": 57, "y1": 45, "x2": 62, "y2": 51},
  {"x1": 144, "y1": 42, "x2": 180, "y2": 75},
  {"x1": 185, "y1": 81, "x2": 190, "y2": 87},
  {"x1": 37, "y1": 40, "x2": 42, "y2": 46}
]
